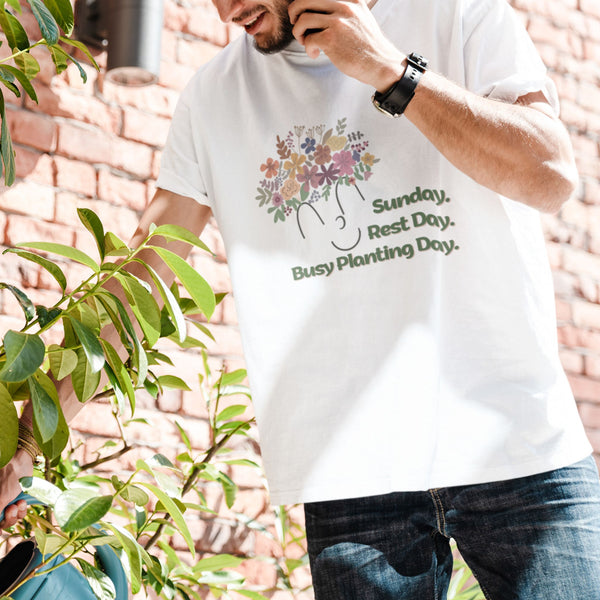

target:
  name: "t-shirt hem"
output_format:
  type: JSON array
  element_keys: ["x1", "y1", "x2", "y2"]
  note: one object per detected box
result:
[{"x1": 267, "y1": 441, "x2": 593, "y2": 506}]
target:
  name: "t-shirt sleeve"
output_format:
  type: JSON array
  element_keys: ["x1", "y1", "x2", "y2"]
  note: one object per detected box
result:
[
  {"x1": 156, "y1": 89, "x2": 212, "y2": 207},
  {"x1": 462, "y1": 0, "x2": 559, "y2": 115}
]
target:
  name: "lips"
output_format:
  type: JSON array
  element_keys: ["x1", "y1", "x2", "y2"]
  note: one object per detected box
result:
[{"x1": 242, "y1": 11, "x2": 266, "y2": 34}]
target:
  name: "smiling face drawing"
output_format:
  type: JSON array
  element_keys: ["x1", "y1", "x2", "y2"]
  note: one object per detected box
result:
[{"x1": 256, "y1": 118, "x2": 379, "y2": 249}]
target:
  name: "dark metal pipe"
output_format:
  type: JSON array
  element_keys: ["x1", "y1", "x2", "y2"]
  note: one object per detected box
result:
[{"x1": 106, "y1": 0, "x2": 164, "y2": 86}]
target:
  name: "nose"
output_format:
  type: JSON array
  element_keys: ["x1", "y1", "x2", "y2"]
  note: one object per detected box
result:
[{"x1": 212, "y1": 0, "x2": 245, "y2": 23}]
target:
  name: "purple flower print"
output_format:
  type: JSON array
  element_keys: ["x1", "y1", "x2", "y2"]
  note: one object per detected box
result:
[
  {"x1": 318, "y1": 163, "x2": 340, "y2": 186},
  {"x1": 297, "y1": 165, "x2": 320, "y2": 192},
  {"x1": 332, "y1": 150, "x2": 355, "y2": 177},
  {"x1": 301, "y1": 137, "x2": 316, "y2": 154}
]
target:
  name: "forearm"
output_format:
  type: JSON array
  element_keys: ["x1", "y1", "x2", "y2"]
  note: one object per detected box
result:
[{"x1": 403, "y1": 70, "x2": 577, "y2": 212}]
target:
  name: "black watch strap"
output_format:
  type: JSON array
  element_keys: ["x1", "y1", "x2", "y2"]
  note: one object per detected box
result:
[{"x1": 372, "y1": 52, "x2": 428, "y2": 118}]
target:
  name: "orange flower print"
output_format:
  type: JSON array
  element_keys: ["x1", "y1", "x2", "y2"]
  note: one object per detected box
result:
[
  {"x1": 283, "y1": 152, "x2": 306, "y2": 179},
  {"x1": 362, "y1": 152, "x2": 376, "y2": 167},
  {"x1": 260, "y1": 157, "x2": 280, "y2": 178}
]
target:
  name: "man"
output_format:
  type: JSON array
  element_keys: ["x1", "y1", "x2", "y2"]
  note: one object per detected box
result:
[{"x1": 2, "y1": 0, "x2": 600, "y2": 597}]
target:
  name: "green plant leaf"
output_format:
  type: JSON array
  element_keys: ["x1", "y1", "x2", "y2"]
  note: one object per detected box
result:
[
  {"x1": 28, "y1": 0, "x2": 59, "y2": 44},
  {"x1": 14, "y1": 52, "x2": 40, "y2": 80},
  {"x1": 149, "y1": 246, "x2": 216, "y2": 320},
  {"x1": 16, "y1": 241, "x2": 99, "y2": 272},
  {"x1": 216, "y1": 404, "x2": 247, "y2": 423},
  {"x1": 5, "y1": 0, "x2": 22, "y2": 13},
  {"x1": 20, "y1": 476, "x2": 62, "y2": 506},
  {"x1": 60, "y1": 47, "x2": 87, "y2": 83},
  {"x1": 217, "y1": 471, "x2": 237, "y2": 508},
  {"x1": 218, "y1": 369, "x2": 247, "y2": 387},
  {"x1": 28, "y1": 374, "x2": 58, "y2": 442},
  {"x1": 119, "y1": 484, "x2": 149, "y2": 507},
  {"x1": 48, "y1": 42, "x2": 68, "y2": 74},
  {"x1": 157, "y1": 374, "x2": 191, "y2": 391},
  {"x1": 71, "y1": 348, "x2": 101, "y2": 402},
  {"x1": 149, "y1": 224, "x2": 213, "y2": 254},
  {"x1": 136, "y1": 261, "x2": 186, "y2": 344},
  {"x1": 76, "y1": 558, "x2": 116, "y2": 600},
  {"x1": 0, "y1": 65, "x2": 37, "y2": 102},
  {"x1": 0, "y1": 89, "x2": 16, "y2": 185},
  {"x1": 0, "y1": 330, "x2": 45, "y2": 382},
  {"x1": 175, "y1": 421, "x2": 192, "y2": 451},
  {"x1": 60, "y1": 36, "x2": 99, "y2": 70},
  {"x1": 0, "y1": 282, "x2": 35, "y2": 322},
  {"x1": 0, "y1": 70, "x2": 20, "y2": 97},
  {"x1": 138, "y1": 481, "x2": 195, "y2": 557},
  {"x1": 100, "y1": 339, "x2": 135, "y2": 414},
  {"x1": 44, "y1": 0, "x2": 74, "y2": 34},
  {"x1": 48, "y1": 345, "x2": 78, "y2": 380},
  {"x1": 114, "y1": 273, "x2": 161, "y2": 347},
  {"x1": 103, "y1": 522, "x2": 143, "y2": 594},
  {"x1": 78, "y1": 208, "x2": 105, "y2": 260},
  {"x1": 236, "y1": 592, "x2": 269, "y2": 600},
  {"x1": 193, "y1": 554, "x2": 245, "y2": 572},
  {"x1": 30, "y1": 370, "x2": 68, "y2": 459},
  {"x1": 70, "y1": 317, "x2": 105, "y2": 373},
  {"x1": 0, "y1": 8, "x2": 29, "y2": 50},
  {"x1": 103, "y1": 232, "x2": 128, "y2": 256},
  {"x1": 96, "y1": 292, "x2": 147, "y2": 385},
  {"x1": 3, "y1": 248, "x2": 67, "y2": 291},
  {"x1": 55, "y1": 488, "x2": 113, "y2": 532},
  {"x1": 0, "y1": 384, "x2": 18, "y2": 468},
  {"x1": 35, "y1": 305, "x2": 62, "y2": 328}
]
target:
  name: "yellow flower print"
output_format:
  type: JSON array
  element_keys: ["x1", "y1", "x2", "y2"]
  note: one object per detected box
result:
[
  {"x1": 283, "y1": 152, "x2": 306, "y2": 179},
  {"x1": 326, "y1": 136, "x2": 347, "y2": 151},
  {"x1": 281, "y1": 178, "x2": 301, "y2": 200},
  {"x1": 362, "y1": 152, "x2": 376, "y2": 167}
]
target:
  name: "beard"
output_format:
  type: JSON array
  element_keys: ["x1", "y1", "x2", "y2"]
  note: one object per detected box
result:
[{"x1": 252, "y1": 2, "x2": 295, "y2": 54}]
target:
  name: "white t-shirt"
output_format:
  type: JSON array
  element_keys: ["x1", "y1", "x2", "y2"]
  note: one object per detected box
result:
[{"x1": 157, "y1": 0, "x2": 591, "y2": 505}]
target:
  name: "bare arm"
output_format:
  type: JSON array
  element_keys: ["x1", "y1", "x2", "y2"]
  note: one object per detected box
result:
[
  {"x1": 288, "y1": 0, "x2": 578, "y2": 213},
  {"x1": 0, "y1": 189, "x2": 212, "y2": 527}
]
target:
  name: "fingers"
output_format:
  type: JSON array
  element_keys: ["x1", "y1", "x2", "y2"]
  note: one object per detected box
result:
[{"x1": 0, "y1": 499, "x2": 27, "y2": 529}]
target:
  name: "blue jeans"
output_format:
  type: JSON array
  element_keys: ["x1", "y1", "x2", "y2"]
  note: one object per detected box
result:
[{"x1": 304, "y1": 456, "x2": 600, "y2": 599}]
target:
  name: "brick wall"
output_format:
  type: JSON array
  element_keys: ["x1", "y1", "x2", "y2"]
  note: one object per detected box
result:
[{"x1": 0, "y1": 0, "x2": 599, "y2": 597}]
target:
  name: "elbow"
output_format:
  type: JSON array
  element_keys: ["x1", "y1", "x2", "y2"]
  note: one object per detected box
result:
[
  {"x1": 519, "y1": 155, "x2": 579, "y2": 214},
  {"x1": 534, "y1": 159, "x2": 579, "y2": 214}
]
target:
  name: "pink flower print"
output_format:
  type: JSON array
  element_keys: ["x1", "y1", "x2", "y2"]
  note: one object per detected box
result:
[
  {"x1": 283, "y1": 153, "x2": 306, "y2": 179},
  {"x1": 332, "y1": 150, "x2": 355, "y2": 177},
  {"x1": 364, "y1": 171, "x2": 373, "y2": 181},
  {"x1": 318, "y1": 163, "x2": 340, "y2": 186},
  {"x1": 348, "y1": 176, "x2": 356, "y2": 185},
  {"x1": 272, "y1": 192, "x2": 284, "y2": 207},
  {"x1": 297, "y1": 164, "x2": 321, "y2": 193},
  {"x1": 260, "y1": 157, "x2": 280, "y2": 178},
  {"x1": 314, "y1": 144, "x2": 332, "y2": 165}
]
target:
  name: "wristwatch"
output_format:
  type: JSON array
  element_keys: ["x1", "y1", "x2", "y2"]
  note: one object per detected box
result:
[{"x1": 372, "y1": 52, "x2": 428, "y2": 118}]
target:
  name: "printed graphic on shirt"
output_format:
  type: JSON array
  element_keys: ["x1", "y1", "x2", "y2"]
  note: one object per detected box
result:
[
  {"x1": 256, "y1": 118, "x2": 379, "y2": 228},
  {"x1": 255, "y1": 118, "x2": 460, "y2": 281}
]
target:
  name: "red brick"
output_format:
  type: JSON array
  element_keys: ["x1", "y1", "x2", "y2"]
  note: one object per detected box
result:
[
  {"x1": 581, "y1": 0, "x2": 600, "y2": 19},
  {"x1": 563, "y1": 246, "x2": 600, "y2": 279},
  {"x1": 560, "y1": 348, "x2": 584, "y2": 374},
  {"x1": 122, "y1": 108, "x2": 171, "y2": 147},
  {"x1": 583, "y1": 178, "x2": 600, "y2": 205},
  {"x1": 164, "y1": 0, "x2": 190, "y2": 32},
  {"x1": 158, "y1": 60, "x2": 196, "y2": 92},
  {"x1": 98, "y1": 170, "x2": 148, "y2": 212},
  {"x1": 585, "y1": 354, "x2": 600, "y2": 379},
  {"x1": 100, "y1": 77, "x2": 180, "y2": 118},
  {"x1": 0, "y1": 212, "x2": 6, "y2": 245},
  {"x1": 26, "y1": 84, "x2": 121, "y2": 134},
  {"x1": 6, "y1": 108, "x2": 57, "y2": 152},
  {"x1": 5, "y1": 215, "x2": 74, "y2": 251},
  {"x1": 57, "y1": 121, "x2": 113, "y2": 164},
  {"x1": 185, "y1": 7, "x2": 229, "y2": 47},
  {"x1": 14, "y1": 147, "x2": 54, "y2": 185},
  {"x1": 0, "y1": 181, "x2": 55, "y2": 221},
  {"x1": 161, "y1": 28, "x2": 179, "y2": 63},
  {"x1": 157, "y1": 388, "x2": 183, "y2": 413},
  {"x1": 204, "y1": 324, "x2": 244, "y2": 358},
  {"x1": 572, "y1": 301, "x2": 600, "y2": 330},
  {"x1": 71, "y1": 401, "x2": 121, "y2": 437},
  {"x1": 192, "y1": 254, "x2": 233, "y2": 294},
  {"x1": 569, "y1": 374, "x2": 600, "y2": 403},
  {"x1": 54, "y1": 156, "x2": 97, "y2": 197}
]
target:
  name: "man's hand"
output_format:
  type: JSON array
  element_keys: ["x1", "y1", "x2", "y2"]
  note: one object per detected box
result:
[
  {"x1": 288, "y1": 0, "x2": 406, "y2": 92},
  {"x1": 0, "y1": 450, "x2": 33, "y2": 529}
]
